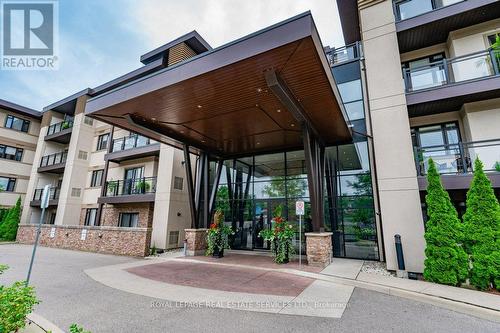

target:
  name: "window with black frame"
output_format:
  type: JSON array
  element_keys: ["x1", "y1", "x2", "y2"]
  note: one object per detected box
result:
[
  {"x1": 119, "y1": 213, "x2": 139, "y2": 227},
  {"x1": 0, "y1": 177, "x2": 16, "y2": 192},
  {"x1": 96, "y1": 133, "x2": 110, "y2": 151},
  {"x1": 411, "y1": 122, "x2": 464, "y2": 175},
  {"x1": 90, "y1": 169, "x2": 104, "y2": 187},
  {"x1": 402, "y1": 53, "x2": 447, "y2": 91},
  {"x1": 5, "y1": 115, "x2": 30, "y2": 132},
  {"x1": 84, "y1": 208, "x2": 98, "y2": 226},
  {"x1": 0, "y1": 144, "x2": 23, "y2": 161}
]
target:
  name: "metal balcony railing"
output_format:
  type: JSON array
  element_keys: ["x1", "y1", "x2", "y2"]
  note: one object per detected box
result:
[
  {"x1": 33, "y1": 187, "x2": 60, "y2": 201},
  {"x1": 40, "y1": 151, "x2": 67, "y2": 167},
  {"x1": 393, "y1": 0, "x2": 465, "y2": 21},
  {"x1": 403, "y1": 49, "x2": 500, "y2": 92},
  {"x1": 326, "y1": 42, "x2": 363, "y2": 66},
  {"x1": 414, "y1": 139, "x2": 500, "y2": 176},
  {"x1": 104, "y1": 177, "x2": 157, "y2": 197},
  {"x1": 47, "y1": 119, "x2": 73, "y2": 136},
  {"x1": 111, "y1": 134, "x2": 156, "y2": 152}
]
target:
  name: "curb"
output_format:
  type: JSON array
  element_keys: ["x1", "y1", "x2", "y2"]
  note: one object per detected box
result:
[{"x1": 27, "y1": 313, "x2": 65, "y2": 333}]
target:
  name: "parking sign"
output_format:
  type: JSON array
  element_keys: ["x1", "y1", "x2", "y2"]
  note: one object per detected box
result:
[{"x1": 296, "y1": 200, "x2": 304, "y2": 216}]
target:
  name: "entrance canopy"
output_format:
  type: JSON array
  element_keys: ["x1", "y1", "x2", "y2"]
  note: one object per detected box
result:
[{"x1": 85, "y1": 12, "x2": 352, "y2": 158}]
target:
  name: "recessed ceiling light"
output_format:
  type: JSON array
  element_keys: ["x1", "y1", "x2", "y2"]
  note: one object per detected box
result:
[
  {"x1": 180, "y1": 130, "x2": 185, "y2": 134},
  {"x1": 277, "y1": 109, "x2": 281, "y2": 113},
  {"x1": 290, "y1": 123, "x2": 295, "y2": 127},
  {"x1": 151, "y1": 117, "x2": 156, "y2": 121},
  {"x1": 257, "y1": 88, "x2": 262, "y2": 93},
  {"x1": 197, "y1": 105, "x2": 202, "y2": 108},
  {"x1": 256, "y1": 142, "x2": 261, "y2": 145},
  {"x1": 201, "y1": 140, "x2": 206, "y2": 143}
]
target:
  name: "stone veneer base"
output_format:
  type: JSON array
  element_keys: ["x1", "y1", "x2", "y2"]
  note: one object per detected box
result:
[
  {"x1": 184, "y1": 228, "x2": 208, "y2": 256},
  {"x1": 305, "y1": 232, "x2": 333, "y2": 268},
  {"x1": 16, "y1": 224, "x2": 152, "y2": 257}
]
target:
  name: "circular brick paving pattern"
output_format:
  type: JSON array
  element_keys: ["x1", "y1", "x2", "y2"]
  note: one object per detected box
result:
[{"x1": 126, "y1": 261, "x2": 315, "y2": 297}]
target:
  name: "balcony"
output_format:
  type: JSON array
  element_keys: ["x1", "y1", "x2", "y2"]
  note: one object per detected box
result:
[
  {"x1": 105, "y1": 134, "x2": 160, "y2": 163},
  {"x1": 404, "y1": 50, "x2": 500, "y2": 116},
  {"x1": 325, "y1": 42, "x2": 363, "y2": 67},
  {"x1": 45, "y1": 120, "x2": 73, "y2": 144},
  {"x1": 38, "y1": 151, "x2": 67, "y2": 173},
  {"x1": 30, "y1": 187, "x2": 60, "y2": 207},
  {"x1": 414, "y1": 139, "x2": 500, "y2": 190},
  {"x1": 394, "y1": 0, "x2": 500, "y2": 52},
  {"x1": 98, "y1": 177, "x2": 157, "y2": 204}
]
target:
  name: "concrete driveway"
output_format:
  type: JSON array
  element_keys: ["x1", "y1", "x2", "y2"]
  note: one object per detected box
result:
[{"x1": 1, "y1": 244, "x2": 499, "y2": 333}]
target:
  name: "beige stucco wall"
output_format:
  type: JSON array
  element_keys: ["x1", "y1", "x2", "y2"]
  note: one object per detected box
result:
[{"x1": 360, "y1": 0, "x2": 426, "y2": 272}]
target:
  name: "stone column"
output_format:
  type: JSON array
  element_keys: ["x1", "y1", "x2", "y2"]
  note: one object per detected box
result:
[
  {"x1": 184, "y1": 228, "x2": 208, "y2": 256},
  {"x1": 305, "y1": 232, "x2": 333, "y2": 268}
]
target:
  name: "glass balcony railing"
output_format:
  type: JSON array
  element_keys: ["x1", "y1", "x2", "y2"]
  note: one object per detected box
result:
[
  {"x1": 111, "y1": 134, "x2": 156, "y2": 152},
  {"x1": 403, "y1": 49, "x2": 500, "y2": 92},
  {"x1": 33, "y1": 187, "x2": 60, "y2": 201},
  {"x1": 414, "y1": 139, "x2": 500, "y2": 176},
  {"x1": 104, "y1": 177, "x2": 157, "y2": 197},
  {"x1": 393, "y1": 0, "x2": 464, "y2": 21},
  {"x1": 326, "y1": 42, "x2": 363, "y2": 66},
  {"x1": 39, "y1": 151, "x2": 67, "y2": 167},
  {"x1": 47, "y1": 119, "x2": 73, "y2": 136}
]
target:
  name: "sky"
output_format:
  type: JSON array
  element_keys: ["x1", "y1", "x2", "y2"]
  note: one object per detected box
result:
[{"x1": 0, "y1": 0, "x2": 344, "y2": 111}]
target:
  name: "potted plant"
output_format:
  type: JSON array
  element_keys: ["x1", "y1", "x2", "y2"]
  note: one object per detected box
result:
[
  {"x1": 206, "y1": 210, "x2": 233, "y2": 258},
  {"x1": 107, "y1": 180, "x2": 118, "y2": 196},
  {"x1": 136, "y1": 180, "x2": 151, "y2": 193},
  {"x1": 259, "y1": 205, "x2": 295, "y2": 264}
]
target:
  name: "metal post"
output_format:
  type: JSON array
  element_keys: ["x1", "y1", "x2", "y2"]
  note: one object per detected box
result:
[
  {"x1": 442, "y1": 58, "x2": 450, "y2": 85},
  {"x1": 299, "y1": 214, "x2": 302, "y2": 268},
  {"x1": 26, "y1": 184, "x2": 51, "y2": 286}
]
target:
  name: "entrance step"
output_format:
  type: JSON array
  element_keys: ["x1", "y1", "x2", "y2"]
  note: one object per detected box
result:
[{"x1": 321, "y1": 258, "x2": 364, "y2": 279}]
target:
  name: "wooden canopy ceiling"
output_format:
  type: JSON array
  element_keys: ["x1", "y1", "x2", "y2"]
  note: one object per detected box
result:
[{"x1": 86, "y1": 13, "x2": 352, "y2": 158}]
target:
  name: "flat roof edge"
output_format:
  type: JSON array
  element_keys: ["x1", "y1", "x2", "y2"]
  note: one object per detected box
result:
[
  {"x1": 0, "y1": 99, "x2": 41, "y2": 119},
  {"x1": 43, "y1": 88, "x2": 92, "y2": 112}
]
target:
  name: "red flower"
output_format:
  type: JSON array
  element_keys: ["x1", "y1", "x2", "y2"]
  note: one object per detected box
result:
[{"x1": 210, "y1": 223, "x2": 217, "y2": 229}]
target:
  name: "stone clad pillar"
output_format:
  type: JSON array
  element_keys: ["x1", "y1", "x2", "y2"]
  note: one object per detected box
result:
[
  {"x1": 184, "y1": 229, "x2": 208, "y2": 256},
  {"x1": 305, "y1": 232, "x2": 333, "y2": 268}
]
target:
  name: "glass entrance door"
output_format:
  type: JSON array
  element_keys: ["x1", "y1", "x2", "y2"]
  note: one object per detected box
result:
[
  {"x1": 124, "y1": 167, "x2": 144, "y2": 194},
  {"x1": 253, "y1": 199, "x2": 286, "y2": 250}
]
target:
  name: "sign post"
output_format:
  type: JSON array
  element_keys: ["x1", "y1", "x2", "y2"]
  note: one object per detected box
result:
[
  {"x1": 295, "y1": 200, "x2": 305, "y2": 268},
  {"x1": 26, "y1": 184, "x2": 51, "y2": 286}
]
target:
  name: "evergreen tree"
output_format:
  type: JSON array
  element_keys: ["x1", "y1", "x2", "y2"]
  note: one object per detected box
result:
[
  {"x1": 423, "y1": 159, "x2": 468, "y2": 285},
  {"x1": 0, "y1": 197, "x2": 22, "y2": 241},
  {"x1": 463, "y1": 158, "x2": 500, "y2": 290}
]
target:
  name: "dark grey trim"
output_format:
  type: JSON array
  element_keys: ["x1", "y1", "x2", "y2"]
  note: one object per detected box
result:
[
  {"x1": 335, "y1": 0, "x2": 360, "y2": 45},
  {"x1": 43, "y1": 88, "x2": 91, "y2": 114},
  {"x1": 0, "y1": 99, "x2": 41, "y2": 119},
  {"x1": 97, "y1": 193, "x2": 156, "y2": 204},
  {"x1": 140, "y1": 30, "x2": 212, "y2": 64},
  {"x1": 30, "y1": 199, "x2": 58, "y2": 207},
  {"x1": 37, "y1": 163, "x2": 66, "y2": 174},
  {"x1": 418, "y1": 172, "x2": 500, "y2": 191},
  {"x1": 396, "y1": 0, "x2": 497, "y2": 32},
  {"x1": 104, "y1": 143, "x2": 160, "y2": 163},
  {"x1": 44, "y1": 127, "x2": 73, "y2": 144}
]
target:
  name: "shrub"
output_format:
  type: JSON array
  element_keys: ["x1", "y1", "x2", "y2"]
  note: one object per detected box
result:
[
  {"x1": 423, "y1": 159, "x2": 468, "y2": 286},
  {"x1": 69, "y1": 323, "x2": 92, "y2": 333},
  {"x1": 0, "y1": 197, "x2": 22, "y2": 241},
  {"x1": 463, "y1": 158, "x2": 500, "y2": 290},
  {"x1": 0, "y1": 265, "x2": 39, "y2": 333}
]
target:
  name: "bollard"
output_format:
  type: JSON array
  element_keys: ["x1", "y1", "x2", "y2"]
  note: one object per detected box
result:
[
  {"x1": 183, "y1": 239, "x2": 187, "y2": 256},
  {"x1": 394, "y1": 234, "x2": 405, "y2": 270}
]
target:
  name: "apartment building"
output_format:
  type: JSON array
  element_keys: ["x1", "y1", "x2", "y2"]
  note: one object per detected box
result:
[
  {"x1": 337, "y1": 0, "x2": 500, "y2": 272},
  {"x1": 0, "y1": 99, "x2": 42, "y2": 208},
  {"x1": 17, "y1": 33, "x2": 211, "y2": 255},
  {"x1": 16, "y1": 3, "x2": 500, "y2": 273}
]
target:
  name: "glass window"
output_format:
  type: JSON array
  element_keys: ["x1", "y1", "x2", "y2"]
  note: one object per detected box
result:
[
  {"x1": 344, "y1": 100, "x2": 365, "y2": 121},
  {"x1": 0, "y1": 144, "x2": 23, "y2": 161},
  {"x1": 84, "y1": 208, "x2": 97, "y2": 226},
  {"x1": 96, "y1": 133, "x2": 110, "y2": 151},
  {"x1": 119, "y1": 213, "x2": 139, "y2": 227},
  {"x1": 0, "y1": 177, "x2": 16, "y2": 192},
  {"x1": 337, "y1": 79, "x2": 362, "y2": 103},
  {"x1": 90, "y1": 169, "x2": 103, "y2": 187},
  {"x1": 5, "y1": 115, "x2": 30, "y2": 132}
]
